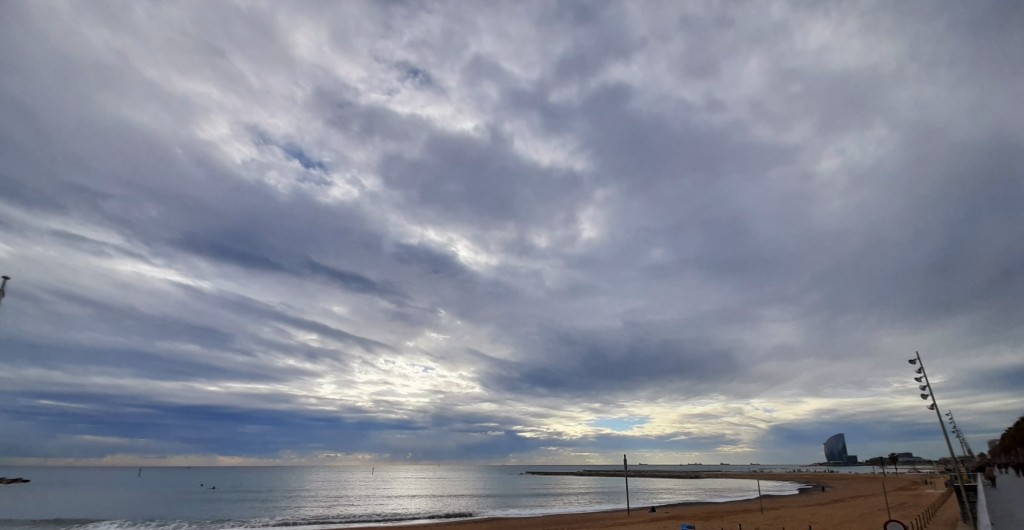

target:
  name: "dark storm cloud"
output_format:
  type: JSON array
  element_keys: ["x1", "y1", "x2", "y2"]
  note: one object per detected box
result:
[
  {"x1": 177, "y1": 238, "x2": 288, "y2": 274},
  {"x1": 176, "y1": 236, "x2": 410, "y2": 305},
  {"x1": 554, "y1": 83, "x2": 793, "y2": 185},
  {"x1": 0, "y1": 393, "x2": 415, "y2": 458},
  {"x1": 0, "y1": 338, "x2": 273, "y2": 384},
  {"x1": 803, "y1": 135, "x2": 1024, "y2": 324},
  {"x1": 544, "y1": 2, "x2": 646, "y2": 85},
  {"x1": 1, "y1": 387, "x2": 551, "y2": 461},
  {"x1": 480, "y1": 325, "x2": 742, "y2": 397},
  {"x1": 42, "y1": 228, "x2": 151, "y2": 261},
  {"x1": 974, "y1": 365, "x2": 1024, "y2": 395},
  {"x1": 494, "y1": 80, "x2": 810, "y2": 295},
  {"x1": 14, "y1": 286, "x2": 234, "y2": 353},
  {"x1": 391, "y1": 242, "x2": 473, "y2": 279},
  {"x1": 314, "y1": 91, "x2": 424, "y2": 145},
  {"x1": 377, "y1": 128, "x2": 589, "y2": 229},
  {"x1": 304, "y1": 259, "x2": 409, "y2": 303},
  {"x1": 179, "y1": 285, "x2": 393, "y2": 353}
]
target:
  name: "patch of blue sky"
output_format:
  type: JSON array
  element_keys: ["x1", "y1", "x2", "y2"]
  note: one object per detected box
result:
[
  {"x1": 279, "y1": 143, "x2": 327, "y2": 172},
  {"x1": 591, "y1": 417, "x2": 649, "y2": 432},
  {"x1": 251, "y1": 130, "x2": 327, "y2": 171}
]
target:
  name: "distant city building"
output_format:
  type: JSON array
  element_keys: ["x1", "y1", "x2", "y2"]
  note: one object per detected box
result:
[
  {"x1": 894, "y1": 452, "x2": 929, "y2": 464},
  {"x1": 845, "y1": 455, "x2": 859, "y2": 465},
  {"x1": 823, "y1": 433, "x2": 849, "y2": 464}
]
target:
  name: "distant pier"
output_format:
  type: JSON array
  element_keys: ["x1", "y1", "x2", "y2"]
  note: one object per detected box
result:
[{"x1": 526, "y1": 470, "x2": 704, "y2": 479}]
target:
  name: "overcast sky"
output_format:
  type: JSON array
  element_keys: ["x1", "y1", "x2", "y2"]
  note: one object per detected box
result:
[{"x1": 1, "y1": 1, "x2": 1022, "y2": 466}]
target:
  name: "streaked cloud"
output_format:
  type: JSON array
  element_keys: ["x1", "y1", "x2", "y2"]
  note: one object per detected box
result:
[{"x1": 0, "y1": 0, "x2": 1021, "y2": 465}]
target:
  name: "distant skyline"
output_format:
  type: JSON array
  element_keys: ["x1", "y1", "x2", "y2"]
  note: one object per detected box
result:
[{"x1": 1, "y1": 1, "x2": 1022, "y2": 466}]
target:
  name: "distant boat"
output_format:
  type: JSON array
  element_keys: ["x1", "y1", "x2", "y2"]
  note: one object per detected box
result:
[{"x1": 720, "y1": 463, "x2": 731, "y2": 465}]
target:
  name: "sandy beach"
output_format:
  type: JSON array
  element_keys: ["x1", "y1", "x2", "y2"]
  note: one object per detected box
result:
[{"x1": 345, "y1": 472, "x2": 963, "y2": 530}]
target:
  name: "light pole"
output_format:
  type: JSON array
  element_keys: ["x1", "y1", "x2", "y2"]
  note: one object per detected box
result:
[
  {"x1": 623, "y1": 454, "x2": 630, "y2": 515},
  {"x1": 909, "y1": 351, "x2": 974, "y2": 529},
  {"x1": 951, "y1": 424, "x2": 969, "y2": 462},
  {"x1": 946, "y1": 410, "x2": 975, "y2": 465}
]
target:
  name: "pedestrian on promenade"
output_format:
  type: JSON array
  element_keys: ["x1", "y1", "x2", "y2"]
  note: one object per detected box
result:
[{"x1": 985, "y1": 464, "x2": 997, "y2": 488}]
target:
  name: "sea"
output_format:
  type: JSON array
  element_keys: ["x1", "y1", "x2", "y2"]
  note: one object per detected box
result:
[{"x1": 0, "y1": 465, "x2": 819, "y2": 530}]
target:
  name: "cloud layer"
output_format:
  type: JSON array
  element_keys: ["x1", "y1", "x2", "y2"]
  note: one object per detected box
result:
[{"x1": 1, "y1": 1, "x2": 1022, "y2": 465}]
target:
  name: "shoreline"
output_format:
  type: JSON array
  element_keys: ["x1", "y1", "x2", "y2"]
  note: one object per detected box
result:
[
  {"x1": 523, "y1": 468, "x2": 824, "y2": 481},
  {"x1": 340, "y1": 472, "x2": 961, "y2": 530}
]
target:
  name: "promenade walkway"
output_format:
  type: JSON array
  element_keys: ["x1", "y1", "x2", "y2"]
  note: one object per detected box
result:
[{"x1": 982, "y1": 470, "x2": 1024, "y2": 529}]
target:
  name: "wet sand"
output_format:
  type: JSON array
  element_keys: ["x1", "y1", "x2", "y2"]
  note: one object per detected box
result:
[{"x1": 344, "y1": 472, "x2": 963, "y2": 530}]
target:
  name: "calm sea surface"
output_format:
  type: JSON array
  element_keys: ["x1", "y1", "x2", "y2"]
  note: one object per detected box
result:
[{"x1": 0, "y1": 465, "x2": 816, "y2": 530}]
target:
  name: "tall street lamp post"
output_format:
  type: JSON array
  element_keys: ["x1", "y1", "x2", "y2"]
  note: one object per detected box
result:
[
  {"x1": 946, "y1": 410, "x2": 975, "y2": 465},
  {"x1": 909, "y1": 351, "x2": 974, "y2": 529}
]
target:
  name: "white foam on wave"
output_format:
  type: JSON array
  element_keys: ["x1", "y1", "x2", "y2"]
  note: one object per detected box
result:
[{"x1": 67, "y1": 521, "x2": 206, "y2": 530}]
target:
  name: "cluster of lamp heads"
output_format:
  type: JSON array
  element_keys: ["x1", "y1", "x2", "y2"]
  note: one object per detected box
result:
[
  {"x1": 945, "y1": 411, "x2": 962, "y2": 434},
  {"x1": 907, "y1": 355, "x2": 935, "y2": 410}
]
